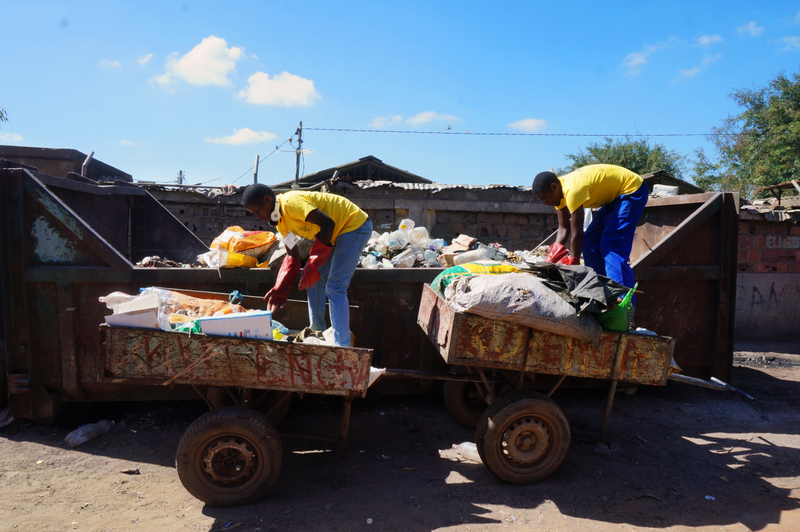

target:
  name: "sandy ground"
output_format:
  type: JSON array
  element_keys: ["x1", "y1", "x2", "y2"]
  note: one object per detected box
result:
[{"x1": 1, "y1": 341, "x2": 799, "y2": 532}]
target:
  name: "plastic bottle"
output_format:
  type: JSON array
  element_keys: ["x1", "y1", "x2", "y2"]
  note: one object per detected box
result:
[
  {"x1": 380, "y1": 258, "x2": 394, "y2": 269},
  {"x1": 361, "y1": 255, "x2": 378, "y2": 269},
  {"x1": 391, "y1": 249, "x2": 415, "y2": 268},
  {"x1": 423, "y1": 249, "x2": 439, "y2": 266},
  {"x1": 398, "y1": 218, "x2": 415, "y2": 232},
  {"x1": 409, "y1": 226, "x2": 429, "y2": 245},
  {"x1": 453, "y1": 442, "x2": 483, "y2": 463},
  {"x1": 427, "y1": 238, "x2": 446, "y2": 251},
  {"x1": 387, "y1": 231, "x2": 408, "y2": 251},
  {"x1": 452, "y1": 247, "x2": 491, "y2": 265},
  {"x1": 65, "y1": 420, "x2": 115, "y2": 448}
]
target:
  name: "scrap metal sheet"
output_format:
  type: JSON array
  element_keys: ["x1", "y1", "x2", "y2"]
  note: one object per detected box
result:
[{"x1": 103, "y1": 327, "x2": 373, "y2": 396}]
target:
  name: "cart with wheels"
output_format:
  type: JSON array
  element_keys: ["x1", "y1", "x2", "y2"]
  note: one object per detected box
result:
[
  {"x1": 100, "y1": 324, "x2": 372, "y2": 506},
  {"x1": 416, "y1": 283, "x2": 676, "y2": 484}
]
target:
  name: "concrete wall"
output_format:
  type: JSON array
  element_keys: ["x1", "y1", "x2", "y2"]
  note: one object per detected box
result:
[
  {"x1": 735, "y1": 273, "x2": 800, "y2": 340},
  {"x1": 147, "y1": 184, "x2": 559, "y2": 251},
  {"x1": 735, "y1": 219, "x2": 800, "y2": 339}
]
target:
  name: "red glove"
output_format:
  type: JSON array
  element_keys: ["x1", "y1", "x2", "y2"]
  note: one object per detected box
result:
[
  {"x1": 264, "y1": 255, "x2": 300, "y2": 313},
  {"x1": 298, "y1": 238, "x2": 334, "y2": 290},
  {"x1": 559, "y1": 256, "x2": 581, "y2": 266},
  {"x1": 545, "y1": 243, "x2": 569, "y2": 264}
]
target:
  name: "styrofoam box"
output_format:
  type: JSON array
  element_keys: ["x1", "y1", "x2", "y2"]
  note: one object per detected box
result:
[
  {"x1": 197, "y1": 311, "x2": 272, "y2": 340},
  {"x1": 104, "y1": 308, "x2": 160, "y2": 329}
]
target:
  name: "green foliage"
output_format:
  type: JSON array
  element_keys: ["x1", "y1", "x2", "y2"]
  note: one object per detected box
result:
[
  {"x1": 0, "y1": 107, "x2": 7, "y2": 126},
  {"x1": 706, "y1": 69, "x2": 800, "y2": 197},
  {"x1": 557, "y1": 136, "x2": 688, "y2": 178}
]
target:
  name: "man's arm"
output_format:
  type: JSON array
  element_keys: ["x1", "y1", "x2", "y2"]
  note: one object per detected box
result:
[
  {"x1": 555, "y1": 208, "x2": 571, "y2": 245},
  {"x1": 304, "y1": 209, "x2": 335, "y2": 246},
  {"x1": 568, "y1": 207, "x2": 585, "y2": 260}
]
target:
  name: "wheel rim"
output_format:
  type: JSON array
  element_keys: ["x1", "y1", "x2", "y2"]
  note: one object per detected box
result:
[
  {"x1": 500, "y1": 414, "x2": 550, "y2": 465},
  {"x1": 201, "y1": 435, "x2": 259, "y2": 487}
]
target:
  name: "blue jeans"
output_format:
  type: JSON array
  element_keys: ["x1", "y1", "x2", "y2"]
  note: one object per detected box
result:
[
  {"x1": 307, "y1": 219, "x2": 372, "y2": 346},
  {"x1": 583, "y1": 183, "x2": 648, "y2": 294}
]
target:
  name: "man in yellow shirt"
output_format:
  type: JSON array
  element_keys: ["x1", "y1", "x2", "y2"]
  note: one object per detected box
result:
[
  {"x1": 243, "y1": 184, "x2": 372, "y2": 346},
  {"x1": 532, "y1": 164, "x2": 648, "y2": 292}
]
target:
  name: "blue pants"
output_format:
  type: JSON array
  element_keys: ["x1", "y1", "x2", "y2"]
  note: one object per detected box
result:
[
  {"x1": 307, "y1": 219, "x2": 372, "y2": 346},
  {"x1": 583, "y1": 183, "x2": 648, "y2": 292}
]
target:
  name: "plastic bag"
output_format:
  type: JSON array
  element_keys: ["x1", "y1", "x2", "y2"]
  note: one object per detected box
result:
[
  {"x1": 197, "y1": 249, "x2": 258, "y2": 269},
  {"x1": 210, "y1": 226, "x2": 278, "y2": 258}
]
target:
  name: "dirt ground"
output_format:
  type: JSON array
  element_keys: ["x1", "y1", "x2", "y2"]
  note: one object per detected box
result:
[{"x1": 2, "y1": 341, "x2": 799, "y2": 532}]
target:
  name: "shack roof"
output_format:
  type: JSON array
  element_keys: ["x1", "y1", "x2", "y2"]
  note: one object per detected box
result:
[
  {"x1": 640, "y1": 170, "x2": 704, "y2": 195},
  {"x1": 271, "y1": 155, "x2": 432, "y2": 190}
]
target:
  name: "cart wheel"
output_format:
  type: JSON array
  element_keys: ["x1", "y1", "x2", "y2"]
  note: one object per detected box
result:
[
  {"x1": 443, "y1": 366, "x2": 488, "y2": 428},
  {"x1": 476, "y1": 391, "x2": 570, "y2": 484},
  {"x1": 206, "y1": 388, "x2": 293, "y2": 426},
  {"x1": 176, "y1": 406, "x2": 282, "y2": 506}
]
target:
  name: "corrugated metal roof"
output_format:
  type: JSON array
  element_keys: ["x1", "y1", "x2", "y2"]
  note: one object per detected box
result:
[{"x1": 353, "y1": 180, "x2": 530, "y2": 192}]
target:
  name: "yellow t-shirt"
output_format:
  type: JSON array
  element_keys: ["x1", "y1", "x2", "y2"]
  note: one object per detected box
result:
[
  {"x1": 275, "y1": 191, "x2": 368, "y2": 244},
  {"x1": 556, "y1": 164, "x2": 643, "y2": 213}
]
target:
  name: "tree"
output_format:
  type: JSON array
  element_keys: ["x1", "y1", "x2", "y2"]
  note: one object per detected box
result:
[
  {"x1": 557, "y1": 136, "x2": 689, "y2": 179},
  {"x1": 705, "y1": 69, "x2": 800, "y2": 197},
  {"x1": 0, "y1": 107, "x2": 7, "y2": 126}
]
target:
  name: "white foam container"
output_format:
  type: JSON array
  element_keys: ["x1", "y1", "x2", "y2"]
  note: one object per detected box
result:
[
  {"x1": 104, "y1": 292, "x2": 160, "y2": 329},
  {"x1": 197, "y1": 311, "x2": 272, "y2": 340}
]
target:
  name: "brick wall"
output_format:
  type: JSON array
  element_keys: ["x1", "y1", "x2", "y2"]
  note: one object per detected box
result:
[{"x1": 737, "y1": 220, "x2": 800, "y2": 273}]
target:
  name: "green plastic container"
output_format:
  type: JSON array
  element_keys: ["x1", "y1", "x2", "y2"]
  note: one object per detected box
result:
[{"x1": 597, "y1": 283, "x2": 637, "y2": 332}]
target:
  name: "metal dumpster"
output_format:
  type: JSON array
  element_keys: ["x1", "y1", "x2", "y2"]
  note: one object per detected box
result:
[{"x1": 0, "y1": 164, "x2": 737, "y2": 421}]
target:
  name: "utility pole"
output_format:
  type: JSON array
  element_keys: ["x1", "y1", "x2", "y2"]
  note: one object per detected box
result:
[
  {"x1": 293, "y1": 121, "x2": 302, "y2": 189},
  {"x1": 253, "y1": 155, "x2": 260, "y2": 184},
  {"x1": 177, "y1": 170, "x2": 184, "y2": 185}
]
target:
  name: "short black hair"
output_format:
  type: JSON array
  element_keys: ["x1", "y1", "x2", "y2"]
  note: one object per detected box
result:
[
  {"x1": 242, "y1": 183, "x2": 275, "y2": 207},
  {"x1": 532, "y1": 171, "x2": 559, "y2": 194}
]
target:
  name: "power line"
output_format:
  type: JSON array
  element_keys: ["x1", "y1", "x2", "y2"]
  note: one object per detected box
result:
[
  {"x1": 305, "y1": 127, "x2": 721, "y2": 137},
  {"x1": 197, "y1": 134, "x2": 297, "y2": 186}
]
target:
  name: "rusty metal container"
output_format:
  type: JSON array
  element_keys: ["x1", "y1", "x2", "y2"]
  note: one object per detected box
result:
[{"x1": 417, "y1": 284, "x2": 675, "y2": 386}]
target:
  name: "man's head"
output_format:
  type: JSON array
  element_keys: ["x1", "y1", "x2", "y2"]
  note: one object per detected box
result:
[
  {"x1": 242, "y1": 183, "x2": 277, "y2": 222},
  {"x1": 532, "y1": 171, "x2": 563, "y2": 207}
]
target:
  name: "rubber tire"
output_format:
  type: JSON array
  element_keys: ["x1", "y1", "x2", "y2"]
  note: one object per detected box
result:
[
  {"x1": 443, "y1": 366, "x2": 488, "y2": 429},
  {"x1": 206, "y1": 388, "x2": 293, "y2": 426},
  {"x1": 476, "y1": 391, "x2": 570, "y2": 484},
  {"x1": 176, "y1": 406, "x2": 282, "y2": 506}
]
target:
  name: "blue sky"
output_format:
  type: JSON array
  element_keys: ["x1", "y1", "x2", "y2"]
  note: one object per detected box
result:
[{"x1": 2, "y1": 1, "x2": 800, "y2": 187}]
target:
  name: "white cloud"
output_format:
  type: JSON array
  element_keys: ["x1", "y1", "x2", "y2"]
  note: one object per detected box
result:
[
  {"x1": 152, "y1": 36, "x2": 245, "y2": 87},
  {"x1": 678, "y1": 67, "x2": 701, "y2": 79},
  {"x1": 675, "y1": 53, "x2": 722, "y2": 81},
  {"x1": 405, "y1": 111, "x2": 460, "y2": 126},
  {"x1": 777, "y1": 36, "x2": 800, "y2": 51},
  {"x1": 371, "y1": 115, "x2": 404, "y2": 128},
  {"x1": 204, "y1": 128, "x2": 276, "y2": 145},
  {"x1": 623, "y1": 38, "x2": 677, "y2": 76},
  {"x1": 695, "y1": 34, "x2": 723, "y2": 46},
  {"x1": 137, "y1": 53, "x2": 154, "y2": 66},
  {"x1": 99, "y1": 59, "x2": 122, "y2": 69},
  {"x1": 508, "y1": 118, "x2": 547, "y2": 133},
  {"x1": 0, "y1": 132, "x2": 23, "y2": 142},
  {"x1": 737, "y1": 21, "x2": 764, "y2": 37},
  {"x1": 238, "y1": 71, "x2": 320, "y2": 107},
  {"x1": 702, "y1": 53, "x2": 723, "y2": 67},
  {"x1": 120, "y1": 139, "x2": 143, "y2": 147}
]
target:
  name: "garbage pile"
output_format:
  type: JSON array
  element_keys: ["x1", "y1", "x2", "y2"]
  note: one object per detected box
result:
[{"x1": 358, "y1": 218, "x2": 548, "y2": 269}]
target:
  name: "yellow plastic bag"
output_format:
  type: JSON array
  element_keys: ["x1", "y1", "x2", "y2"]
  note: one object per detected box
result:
[{"x1": 211, "y1": 226, "x2": 278, "y2": 258}]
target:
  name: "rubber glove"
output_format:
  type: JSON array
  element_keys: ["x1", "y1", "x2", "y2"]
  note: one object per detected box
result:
[
  {"x1": 264, "y1": 255, "x2": 301, "y2": 313},
  {"x1": 559, "y1": 256, "x2": 581, "y2": 266},
  {"x1": 298, "y1": 238, "x2": 334, "y2": 290},
  {"x1": 545, "y1": 242, "x2": 569, "y2": 264}
]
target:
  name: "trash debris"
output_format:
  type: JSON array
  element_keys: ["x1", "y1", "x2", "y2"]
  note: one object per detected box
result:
[
  {"x1": 120, "y1": 468, "x2": 141, "y2": 475},
  {"x1": 366, "y1": 518, "x2": 373, "y2": 524},
  {"x1": 705, "y1": 495, "x2": 716, "y2": 501},
  {"x1": 453, "y1": 442, "x2": 483, "y2": 463},
  {"x1": 64, "y1": 420, "x2": 114, "y2": 448},
  {"x1": 0, "y1": 407, "x2": 15, "y2": 429}
]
